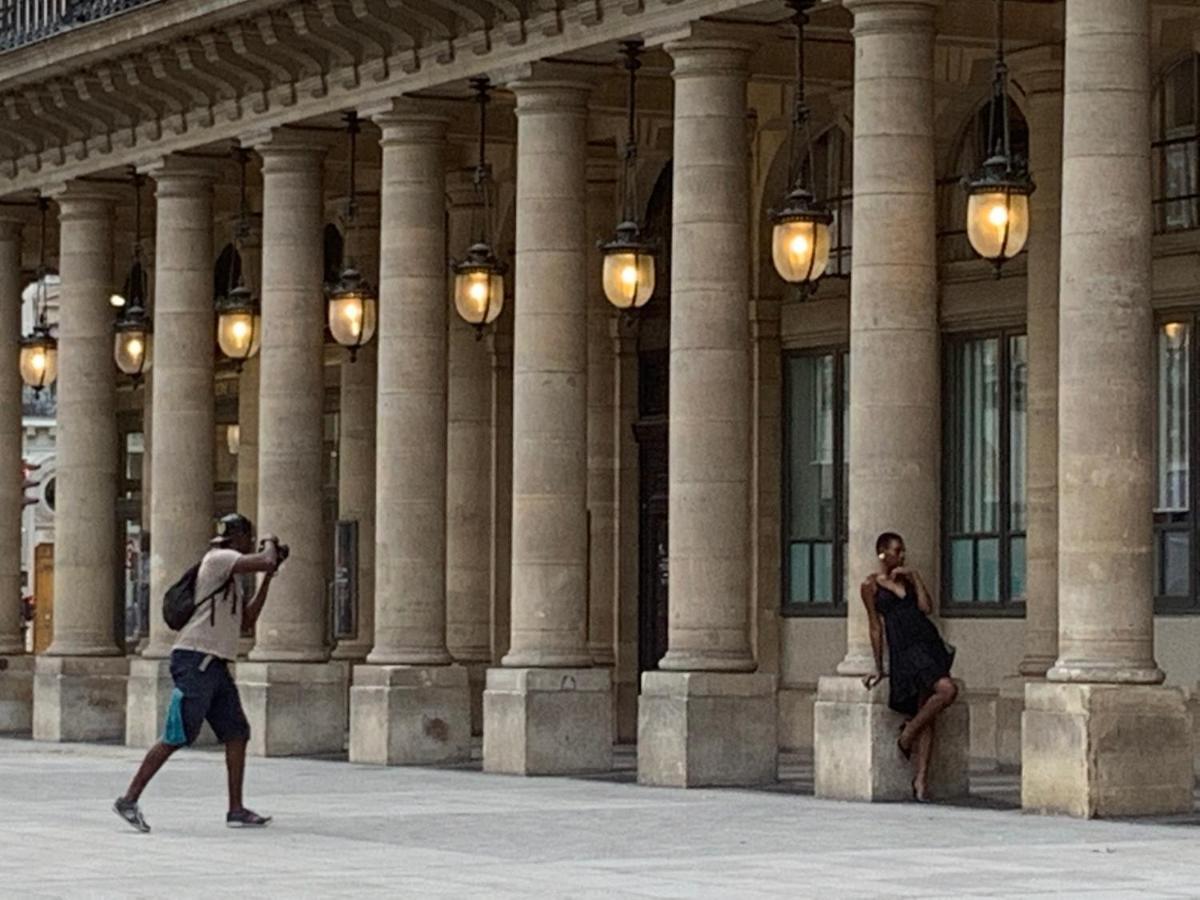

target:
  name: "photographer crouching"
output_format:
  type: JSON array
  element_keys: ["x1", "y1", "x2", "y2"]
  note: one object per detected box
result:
[{"x1": 113, "y1": 513, "x2": 288, "y2": 833}]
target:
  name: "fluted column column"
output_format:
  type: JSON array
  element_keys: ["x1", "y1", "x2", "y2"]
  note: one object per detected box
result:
[
  {"x1": 0, "y1": 215, "x2": 31, "y2": 733},
  {"x1": 995, "y1": 52, "x2": 1063, "y2": 768},
  {"x1": 812, "y1": 1, "x2": 969, "y2": 802},
  {"x1": 125, "y1": 159, "x2": 217, "y2": 747},
  {"x1": 33, "y1": 184, "x2": 127, "y2": 743},
  {"x1": 483, "y1": 70, "x2": 612, "y2": 776},
  {"x1": 585, "y1": 160, "x2": 618, "y2": 668},
  {"x1": 445, "y1": 172, "x2": 493, "y2": 736},
  {"x1": 637, "y1": 34, "x2": 776, "y2": 789},
  {"x1": 332, "y1": 194, "x2": 379, "y2": 662},
  {"x1": 235, "y1": 132, "x2": 347, "y2": 757},
  {"x1": 348, "y1": 102, "x2": 470, "y2": 766},
  {"x1": 1022, "y1": 0, "x2": 1192, "y2": 819}
]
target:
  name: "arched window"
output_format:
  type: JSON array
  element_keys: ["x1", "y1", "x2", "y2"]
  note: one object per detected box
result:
[
  {"x1": 940, "y1": 99, "x2": 1029, "y2": 262},
  {"x1": 805, "y1": 128, "x2": 853, "y2": 276},
  {"x1": 1153, "y1": 55, "x2": 1200, "y2": 232},
  {"x1": 213, "y1": 243, "x2": 242, "y2": 299},
  {"x1": 323, "y1": 223, "x2": 344, "y2": 285}
]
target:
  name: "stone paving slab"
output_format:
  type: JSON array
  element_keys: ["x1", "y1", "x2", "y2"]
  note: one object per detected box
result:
[{"x1": 3, "y1": 737, "x2": 1200, "y2": 898}]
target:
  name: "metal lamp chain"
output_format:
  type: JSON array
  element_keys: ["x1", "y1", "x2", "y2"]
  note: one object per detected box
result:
[{"x1": 621, "y1": 41, "x2": 642, "y2": 225}]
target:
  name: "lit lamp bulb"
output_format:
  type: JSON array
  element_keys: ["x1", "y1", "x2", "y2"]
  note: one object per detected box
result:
[
  {"x1": 770, "y1": 187, "x2": 832, "y2": 288},
  {"x1": 963, "y1": 155, "x2": 1034, "y2": 273},
  {"x1": 453, "y1": 243, "x2": 505, "y2": 330},
  {"x1": 113, "y1": 302, "x2": 151, "y2": 380},
  {"x1": 600, "y1": 222, "x2": 655, "y2": 311},
  {"x1": 1164, "y1": 321, "x2": 1188, "y2": 352}
]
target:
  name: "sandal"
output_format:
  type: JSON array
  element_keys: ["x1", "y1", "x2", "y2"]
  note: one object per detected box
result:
[{"x1": 911, "y1": 780, "x2": 930, "y2": 804}]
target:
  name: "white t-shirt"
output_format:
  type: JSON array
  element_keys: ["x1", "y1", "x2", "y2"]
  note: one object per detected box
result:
[{"x1": 172, "y1": 547, "x2": 247, "y2": 662}]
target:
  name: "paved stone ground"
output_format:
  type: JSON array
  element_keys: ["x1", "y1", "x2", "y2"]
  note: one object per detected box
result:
[{"x1": 4, "y1": 737, "x2": 1200, "y2": 899}]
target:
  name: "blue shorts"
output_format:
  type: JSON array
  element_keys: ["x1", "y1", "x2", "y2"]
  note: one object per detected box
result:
[{"x1": 163, "y1": 649, "x2": 250, "y2": 747}]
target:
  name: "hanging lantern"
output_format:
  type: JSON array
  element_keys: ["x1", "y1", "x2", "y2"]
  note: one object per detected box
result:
[
  {"x1": 600, "y1": 41, "x2": 656, "y2": 311},
  {"x1": 216, "y1": 149, "x2": 262, "y2": 370},
  {"x1": 20, "y1": 199, "x2": 58, "y2": 392},
  {"x1": 216, "y1": 284, "x2": 262, "y2": 365},
  {"x1": 453, "y1": 242, "x2": 505, "y2": 328},
  {"x1": 962, "y1": 0, "x2": 1034, "y2": 274},
  {"x1": 451, "y1": 77, "x2": 506, "y2": 336},
  {"x1": 327, "y1": 112, "x2": 378, "y2": 361},
  {"x1": 113, "y1": 170, "x2": 151, "y2": 383},
  {"x1": 769, "y1": 0, "x2": 832, "y2": 292}
]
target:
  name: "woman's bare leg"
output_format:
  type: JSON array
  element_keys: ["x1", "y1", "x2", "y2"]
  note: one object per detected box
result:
[
  {"x1": 899, "y1": 678, "x2": 958, "y2": 753},
  {"x1": 913, "y1": 717, "x2": 934, "y2": 800}
]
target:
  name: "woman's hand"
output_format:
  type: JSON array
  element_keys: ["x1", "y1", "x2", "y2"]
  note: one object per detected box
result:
[{"x1": 862, "y1": 672, "x2": 886, "y2": 690}]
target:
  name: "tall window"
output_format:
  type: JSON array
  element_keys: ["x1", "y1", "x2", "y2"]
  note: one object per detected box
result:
[
  {"x1": 808, "y1": 129, "x2": 853, "y2": 277},
  {"x1": 1156, "y1": 318, "x2": 1194, "y2": 609},
  {"x1": 783, "y1": 349, "x2": 848, "y2": 613},
  {"x1": 1154, "y1": 56, "x2": 1200, "y2": 232},
  {"x1": 943, "y1": 332, "x2": 1027, "y2": 611}
]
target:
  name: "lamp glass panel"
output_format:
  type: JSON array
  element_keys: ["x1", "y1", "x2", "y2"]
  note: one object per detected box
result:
[{"x1": 772, "y1": 219, "x2": 831, "y2": 283}]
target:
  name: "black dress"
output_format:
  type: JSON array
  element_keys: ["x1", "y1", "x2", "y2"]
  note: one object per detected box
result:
[{"x1": 875, "y1": 577, "x2": 954, "y2": 717}]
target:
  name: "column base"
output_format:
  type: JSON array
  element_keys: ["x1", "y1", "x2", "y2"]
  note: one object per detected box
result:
[
  {"x1": 814, "y1": 675, "x2": 969, "y2": 802},
  {"x1": 482, "y1": 667, "x2": 612, "y2": 775},
  {"x1": 235, "y1": 661, "x2": 348, "y2": 757},
  {"x1": 1022, "y1": 681, "x2": 1193, "y2": 818},
  {"x1": 0, "y1": 656, "x2": 33, "y2": 733},
  {"x1": 125, "y1": 657, "x2": 216, "y2": 749},
  {"x1": 33, "y1": 656, "x2": 128, "y2": 743},
  {"x1": 637, "y1": 671, "x2": 778, "y2": 788},
  {"x1": 614, "y1": 673, "x2": 638, "y2": 744},
  {"x1": 349, "y1": 665, "x2": 471, "y2": 766},
  {"x1": 778, "y1": 682, "x2": 817, "y2": 752}
]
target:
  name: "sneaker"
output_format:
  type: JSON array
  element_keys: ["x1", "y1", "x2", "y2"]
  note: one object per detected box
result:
[
  {"x1": 113, "y1": 797, "x2": 150, "y2": 833},
  {"x1": 226, "y1": 807, "x2": 272, "y2": 828}
]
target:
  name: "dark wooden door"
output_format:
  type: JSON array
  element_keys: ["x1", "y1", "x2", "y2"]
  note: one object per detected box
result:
[{"x1": 636, "y1": 419, "x2": 668, "y2": 675}]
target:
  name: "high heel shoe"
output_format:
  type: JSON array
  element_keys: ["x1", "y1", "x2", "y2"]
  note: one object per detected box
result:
[{"x1": 911, "y1": 780, "x2": 930, "y2": 803}]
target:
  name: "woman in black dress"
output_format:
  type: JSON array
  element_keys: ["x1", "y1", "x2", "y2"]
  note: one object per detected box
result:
[{"x1": 860, "y1": 531, "x2": 957, "y2": 802}]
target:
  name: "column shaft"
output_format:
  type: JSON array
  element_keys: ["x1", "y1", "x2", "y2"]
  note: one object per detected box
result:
[
  {"x1": 659, "y1": 40, "x2": 755, "y2": 672},
  {"x1": 0, "y1": 220, "x2": 24, "y2": 655},
  {"x1": 445, "y1": 179, "x2": 492, "y2": 665},
  {"x1": 145, "y1": 162, "x2": 215, "y2": 656},
  {"x1": 840, "y1": 0, "x2": 941, "y2": 675},
  {"x1": 248, "y1": 140, "x2": 328, "y2": 662},
  {"x1": 502, "y1": 79, "x2": 593, "y2": 669},
  {"x1": 368, "y1": 110, "x2": 451, "y2": 665},
  {"x1": 48, "y1": 188, "x2": 119, "y2": 657},
  {"x1": 1020, "y1": 64, "x2": 1063, "y2": 676},
  {"x1": 1051, "y1": 0, "x2": 1158, "y2": 683}
]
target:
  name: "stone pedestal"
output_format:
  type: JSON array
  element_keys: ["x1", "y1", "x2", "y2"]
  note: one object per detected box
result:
[
  {"x1": 236, "y1": 661, "x2": 348, "y2": 757},
  {"x1": 638, "y1": 671, "x2": 777, "y2": 788},
  {"x1": 349, "y1": 665, "x2": 471, "y2": 765},
  {"x1": 0, "y1": 656, "x2": 33, "y2": 732},
  {"x1": 125, "y1": 657, "x2": 215, "y2": 748},
  {"x1": 1022, "y1": 682, "x2": 1192, "y2": 818},
  {"x1": 814, "y1": 675, "x2": 969, "y2": 802},
  {"x1": 463, "y1": 661, "x2": 487, "y2": 738},
  {"x1": 995, "y1": 674, "x2": 1031, "y2": 770},
  {"x1": 33, "y1": 656, "x2": 128, "y2": 742},
  {"x1": 483, "y1": 668, "x2": 612, "y2": 775}
]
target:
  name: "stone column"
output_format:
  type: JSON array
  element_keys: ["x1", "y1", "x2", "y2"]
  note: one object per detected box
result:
[
  {"x1": 126, "y1": 158, "x2": 217, "y2": 748},
  {"x1": 636, "y1": 35, "x2": 776, "y2": 788},
  {"x1": 348, "y1": 103, "x2": 470, "y2": 766},
  {"x1": 445, "y1": 173, "x2": 493, "y2": 736},
  {"x1": 0, "y1": 215, "x2": 32, "y2": 732},
  {"x1": 812, "y1": 0, "x2": 968, "y2": 802},
  {"x1": 331, "y1": 195, "x2": 379, "y2": 663},
  {"x1": 1022, "y1": 0, "x2": 1193, "y2": 818},
  {"x1": 586, "y1": 161, "x2": 618, "y2": 671},
  {"x1": 482, "y1": 70, "x2": 613, "y2": 776},
  {"x1": 995, "y1": 51, "x2": 1063, "y2": 769},
  {"x1": 235, "y1": 132, "x2": 347, "y2": 757},
  {"x1": 33, "y1": 184, "x2": 127, "y2": 743}
]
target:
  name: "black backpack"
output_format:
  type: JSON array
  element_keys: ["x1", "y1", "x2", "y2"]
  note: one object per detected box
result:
[{"x1": 163, "y1": 562, "x2": 233, "y2": 631}]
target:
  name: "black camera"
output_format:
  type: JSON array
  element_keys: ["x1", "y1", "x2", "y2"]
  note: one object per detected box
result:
[{"x1": 260, "y1": 537, "x2": 290, "y2": 563}]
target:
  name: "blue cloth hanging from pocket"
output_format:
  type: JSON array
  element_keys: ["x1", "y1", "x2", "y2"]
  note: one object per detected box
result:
[{"x1": 163, "y1": 687, "x2": 187, "y2": 746}]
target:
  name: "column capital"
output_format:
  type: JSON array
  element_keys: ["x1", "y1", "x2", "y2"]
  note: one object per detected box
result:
[
  {"x1": 664, "y1": 33, "x2": 754, "y2": 78},
  {"x1": 500, "y1": 61, "x2": 595, "y2": 110},
  {"x1": 365, "y1": 98, "x2": 450, "y2": 144},
  {"x1": 240, "y1": 128, "x2": 330, "y2": 168},
  {"x1": 43, "y1": 180, "x2": 120, "y2": 218},
  {"x1": 843, "y1": 0, "x2": 941, "y2": 33},
  {"x1": 140, "y1": 156, "x2": 217, "y2": 199}
]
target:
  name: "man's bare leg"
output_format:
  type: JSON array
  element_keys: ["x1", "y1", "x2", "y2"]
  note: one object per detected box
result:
[
  {"x1": 226, "y1": 737, "x2": 246, "y2": 812},
  {"x1": 123, "y1": 742, "x2": 181, "y2": 803}
]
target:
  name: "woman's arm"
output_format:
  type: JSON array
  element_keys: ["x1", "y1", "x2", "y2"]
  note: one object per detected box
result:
[
  {"x1": 910, "y1": 569, "x2": 934, "y2": 615},
  {"x1": 861, "y1": 578, "x2": 886, "y2": 689}
]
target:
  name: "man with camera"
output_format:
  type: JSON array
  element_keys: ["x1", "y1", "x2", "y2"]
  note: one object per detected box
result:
[{"x1": 113, "y1": 513, "x2": 286, "y2": 833}]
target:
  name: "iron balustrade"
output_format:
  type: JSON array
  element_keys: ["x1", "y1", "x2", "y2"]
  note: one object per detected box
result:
[{"x1": 0, "y1": 0, "x2": 158, "y2": 52}]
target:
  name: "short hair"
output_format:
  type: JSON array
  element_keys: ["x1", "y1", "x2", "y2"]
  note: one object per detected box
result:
[{"x1": 875, "y1": 531, "x2": 903, "y2": 554}]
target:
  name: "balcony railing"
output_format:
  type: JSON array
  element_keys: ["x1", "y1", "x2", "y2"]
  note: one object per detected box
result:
[{"x1": 0, "y1": 0, "x2": 157, "y2": 53}]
